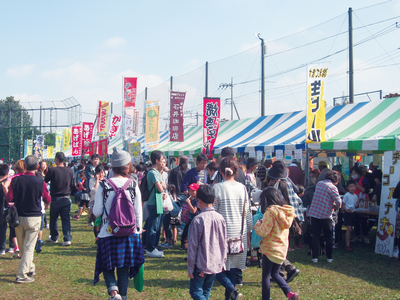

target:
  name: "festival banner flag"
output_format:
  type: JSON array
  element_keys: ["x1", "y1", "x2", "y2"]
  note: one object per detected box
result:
[
  {"x1": 170, "y1": 91, "x2": 185, "y2": 142},
  {"x1": 109, "y1": 115, "x2": 122, "y2": 139},
  {"x1": 128, "y1": 142, "x2": 141, "y2": 157},
  {"x1": 47, "y1": 146, "x2": 54, "y2": 159},
  {"x1": 35, "y1": 135, "x2": 44, "y2": 159},
  {"x1": 145, "y1": 101, "x2": 160, "y2": 148},
  {"x1": 26, "y1": 139, "x2": 33, "y2": 157},
  {"x1": 82, "y1": 122, "x2": 94, "y2": 155},
  {"x1": 98, "y1": 139, "x2": 108, "y2": 156},
  {"x1": 89, "y1": 141, "x2": 97, "y2": 157},
  {"x1": 124, "y1": 108, "x2": 133, "y2": 141},
  {"x1": 306, "y1": 64, "x2": 329, "y2": 143},
  {"x1": 375, "y1": 150, "x2": 400, "y2": 257},
  {"x1": 133, "y1": 109, "x2": 140, "y2": 139},
  {"x1": 202, "y1": 98, "x2": 221, "y2": 158},
  {"x1": 71, "y1": 126, "x2": 82, "y2": 157},
  {"x1": 62, "y1": 128, "x2": 71, "y2": 151},
  {"x1": 97, "y1": 101, "x2": 110, "y2": 136},
  {"x1": 55, "y1": 130, "x2": 63, "y2": 152},
  {"x1": 123, "y1": 77, "x2": 138, "y2": 108}
]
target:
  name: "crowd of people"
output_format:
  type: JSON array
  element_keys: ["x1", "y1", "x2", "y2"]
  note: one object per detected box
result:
[{"x1": 0, "y1": 146, "x2": 397, "y2": 300}]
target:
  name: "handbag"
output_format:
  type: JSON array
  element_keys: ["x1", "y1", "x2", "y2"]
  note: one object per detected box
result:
[
  {"x1": 227, "y1": 186, "x2": 247, "y2": 255},
  {"x1": 289, "y1": 218, "x2": 302, "y2": 237}
]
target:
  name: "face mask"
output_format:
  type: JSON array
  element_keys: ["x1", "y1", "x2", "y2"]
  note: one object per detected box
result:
[{"x1": 352, "y1": 174, "x2": 359, "y2": 180}]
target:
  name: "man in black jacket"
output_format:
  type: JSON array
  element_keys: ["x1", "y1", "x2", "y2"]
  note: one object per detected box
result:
[
  {"x1": 45, "y1": 152, "x2": 74, "y2": 246},
  {"x1": 6, "y1": 156, "x2": 51, "y2": 283}
]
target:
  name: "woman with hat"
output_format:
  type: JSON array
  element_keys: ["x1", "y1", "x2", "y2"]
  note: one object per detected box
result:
[{"x1": 93, "y1": 147, "x2": 144, "y2": 300}]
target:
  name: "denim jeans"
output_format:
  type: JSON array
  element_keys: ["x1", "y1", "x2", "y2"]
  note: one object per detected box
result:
[
  {"x1": 103, "y1": 266, "x2": 129, "y2": 298},
  {"x1": 50, "y1": 197, "x2": 72, "y2": 242},
  {"x1": 144, "y1": 204, "x2": 163, "y2": 252},
  {"x1": 0, "y1": 221, "x2": 7, "y2": 251},
  {"x1": 262, "y1": 255, "x2": 292, "y2": 300},
  {"x1": 216, "y1": 267, "x2": 239, "y2": 300},
  {"x1": 190, "y1": 266, "x2": 216, "y2": 300}
]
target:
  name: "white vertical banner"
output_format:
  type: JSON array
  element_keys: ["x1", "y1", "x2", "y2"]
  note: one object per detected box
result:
[
  {"x1": 375, "y1": 151, "x2": 400, "y2": 257},
  {"x1": 124, "y1": 108, "x2": 134, "y2": 141}
]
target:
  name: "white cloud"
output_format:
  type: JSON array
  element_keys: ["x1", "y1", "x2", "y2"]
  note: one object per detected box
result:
[
  {"x1": 12, "y1": 93, "x2": 44, "y2": 103},
  {"x1": 6, "y1": 64, "x2": 35, "y2": 77},
  {"x1": 103, "y1": 37, "x2": 127, "y2": 48}
]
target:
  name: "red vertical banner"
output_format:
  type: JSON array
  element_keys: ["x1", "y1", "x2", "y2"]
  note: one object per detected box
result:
[
  {"x1": 71, "y1": 126, "x2": 82, "y2": 157},
  {"x1": 202, "y1": 98, "x2": 221, "y2": 158},
  {"x1": 123, "y1": 77, "x2": 137, "y2": 108},
  {"x1": 89, "y1": 141, "x2": 97, "y2": 157},
  {"x1": 82, "y1": 122, "x2": 94, "y2": 155},
  {"x1": 170, "y1": 91, "x2": 185, "y2": 142},
  {"x1": 98, "y1": 139, "x2": 108, "y2": 156}
]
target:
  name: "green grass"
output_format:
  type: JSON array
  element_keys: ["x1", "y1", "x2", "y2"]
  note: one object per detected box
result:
[{"x1": 1, "y1": 203, "x2": 400, "y2": 299}]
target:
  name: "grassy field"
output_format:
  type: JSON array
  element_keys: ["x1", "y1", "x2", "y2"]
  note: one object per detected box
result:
[{"x1": 1, "y1": 203, "x2": 399, "y2": 300}]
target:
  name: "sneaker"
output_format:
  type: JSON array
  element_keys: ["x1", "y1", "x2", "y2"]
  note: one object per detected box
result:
[
  {"x1": 62, "y1": 241, "x2": 71, "y2": 246},
  {"x1": 327, "y1": 258, "x2": 334, "y2": 263},
  {"x1": 364, "y1": 237, "x2": 370, "y2": 244},
  {"x1": 295, "y1": 244, "x2": 305, "y2": 249},
  {"x1": 108, "y1": 294, "x2": 122, "y2": 300},
  {"x1": 158, "y1": 241, "x2": 168, "y2": 247},
  {"x1": 351, "y1": 236, "x2": 361, "y2": 243},
  {"x1": 311, "y1": 258, "x2": 318, "y2": 263},
  {"x1": 289, "y1": 292, "x2": 300, "y2": 300},
  {"x1": 45, "y1": 224, "x2": 49, "y2": 229},
  {"x1": 13, "y1": 248, "x2": 20, "y2": 259},
  {"x1": 146, "y1": 248, "x2": 164, "y2": 258},
  {"x1": 48, "y1": 236, "x2": 58, "y2": 243},
  {"x1": 161, "y1": 242, "x2": 173, "y2": 249},
  {"x1": 15, "y1": 277, "x2": 34, "y2": 284},
  {"x1": 229, "y1": 290, "x2": 243, "y2": 300},
  {"x1": 81, "y1": 211, "x2": 88, "y2": 216},
  {"x1": 72, "y1": 215, "x2": 80, "y2": 220},
  {"x1": 7, "y1": 247, "x2": 14, "y2": 253},
  {"x1": 36, "y1": 240, "x2": 44, "y2": 253},
  {"x1": 87, "y1": 222, "x2": 94, "y2": 226},
  {"x1": 0, "y1": 250, "x2": 5, "y2": 255},
  {"x1": 286, "y1": 268, "x2": 300, "y2": 283}
]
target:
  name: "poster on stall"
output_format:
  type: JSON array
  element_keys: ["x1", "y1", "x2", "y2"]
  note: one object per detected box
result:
[
  {"x1": 248, "y1": 151, "x2": 256, "y2": 158},
  {"x1": 82, "y1": 122, "x2": 94, "y2": 155},
  {"x1": 71, "y1": 126, "x2": 82, "y2": 157},
  {"x1": 285, "y1": 150, "x2": 292, "y2": 161},
  {"x1": 25, "y1": 139, "x2": 33, "y2": 157},
  {"x1": 375, "y1": 151, "x2": 400, "y2": 257},
  {"x1": 170, "y1": 91, "x2": 185, "y2": 142},
  {"x1": 306, "y1": 64, "x2": 329, "y2": 143},
  {"x1": 35, "y1": 135, "x2": 44, "y2": 160},
  {"x1": 202, "y1": 98, "x2": 220, "y2": 158},
  {"x1": 295, "y1": 149, "x2": 302, "y2": 159},
  {"x1": 145, "y1": 101, "x2": 160, "y2": 148},
  {"x1": 257, "y1": 151, "x2": 263, "y2": 161},
  {"x1": 129, "y1": 142, "x2": 141, "y2": 157},
  {"x1": 275, "y1": 149, "x2": 283, "y2": 160},
  {"x1": 97, "y1": 101, "x2": 110, "y2": 136},
  {"x1": 123, "y1": 77, "x2": 137, "y2": 108},
  {"x1": 265, "y1": 150, "x2": 272, "y2": 160}
]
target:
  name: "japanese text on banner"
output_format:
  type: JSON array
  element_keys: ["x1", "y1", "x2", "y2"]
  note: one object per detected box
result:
[
  {"x1": 63, "y1": 128, "x2": 71, "y2": 151},
  {"x1": 71, "y1": 126, "x2": 82, "y2": 156},
  {"x1": 82, "y1": 122, "x2": 94, "y2": 155},
  {"x1": 55, "y1": 131, "x2": 63, "y2": 152},
  {"x1": 202, "y1": 98, "x2": 220, "y2": 158},
  {"x1": 97, "y1": 101, "x2": 110, "y2": 135},
  {"x1": 145, "y1": 101, "x2": 160, "y2": 148},
  {"x1": 123, "y1": 77, "x2": 137, "y2": 108},
  {"x1": 109, "y1": 115, "x2": 122, "y2": 139},
  {"x1": 170, "y1": 91, "x2": 186, "y2": 142},
  {"x1": 375, "y1": 151, "x2": 400, "y2": 257},
  {"x1": 306, "y1": 64, "x2": 328, "y2": 143}
]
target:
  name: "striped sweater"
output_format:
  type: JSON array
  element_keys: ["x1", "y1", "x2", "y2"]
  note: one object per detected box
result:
[{"x1": 254, "y1": 205, "x2": 294, "y2": 265}]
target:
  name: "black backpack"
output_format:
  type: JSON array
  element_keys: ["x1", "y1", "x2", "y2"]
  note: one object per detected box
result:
[{"x1": 139, "y1": 168, "x2": 156, "y2": 202}]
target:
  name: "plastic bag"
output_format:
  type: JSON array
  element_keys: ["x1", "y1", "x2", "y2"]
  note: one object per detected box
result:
[{"x1": 163, "y1": 194, "x2": 174, "y2": 212}]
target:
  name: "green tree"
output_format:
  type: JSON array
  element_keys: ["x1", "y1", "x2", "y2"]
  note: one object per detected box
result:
[
  {"x1": 45, "y1": 132, "x2": 55, "y2": 146},
  {"x1": 0, "y1": 96, "x2": 40, "y2": 162}
]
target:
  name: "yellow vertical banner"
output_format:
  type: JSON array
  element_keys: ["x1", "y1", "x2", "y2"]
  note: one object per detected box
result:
[
  {"x1": 306, "y1": 64, "x2": 329, "y2": 143},
  {"x1": 47, "y1": 146, "x2": 54, "y2": 159},
  {"x1": 145, "y1": 101, "x2": 160, "y2": 148},
  {"x1": 26, "y1": 140, "x2": 33, "y2": 156},
  {"x1": 63, "y1": 128, "x2": 72, "y2": 151},
  {"x1": 97, "y1": 101, "x2": 110, "y2": 136}
]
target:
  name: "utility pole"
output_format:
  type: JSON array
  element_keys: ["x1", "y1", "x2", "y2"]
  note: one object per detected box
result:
[
  {"x1": 143, "y1": 87, "x2": 147, "y2": 134},
  {"x1": 349, "y1": 7, "x2": 354, "y2": 104},
  {"x1": 257, "y1": 34, "x2": 265, "y2": 116}
]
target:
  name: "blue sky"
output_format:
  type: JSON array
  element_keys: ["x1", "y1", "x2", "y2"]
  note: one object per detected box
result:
[{"x1": 1, "y1": 0, "x2": 400, "y2": 130}]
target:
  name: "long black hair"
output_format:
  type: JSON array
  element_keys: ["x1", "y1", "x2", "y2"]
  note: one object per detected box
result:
[
  {"x1": 266, "y1": 176, "x2": 290, "y2": 205},
  {"x1": 260, "y1": 188, "x2": 286, "y2": 214}
]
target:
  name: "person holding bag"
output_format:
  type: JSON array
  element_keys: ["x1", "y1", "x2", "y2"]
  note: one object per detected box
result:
[{"x1": 213, "y1": 157, "x2": 252, "y2": 300}]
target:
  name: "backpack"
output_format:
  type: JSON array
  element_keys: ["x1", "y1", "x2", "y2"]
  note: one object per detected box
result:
[
  {"x1": 251, "y1": 206, "x2": 264, "y2": 248},
  {"x1": 139, "y1": 168, "x2": 156, "y2": 202},
  {"x1": 100, "y1": 178, "x2": 137, "y2": 237}
]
